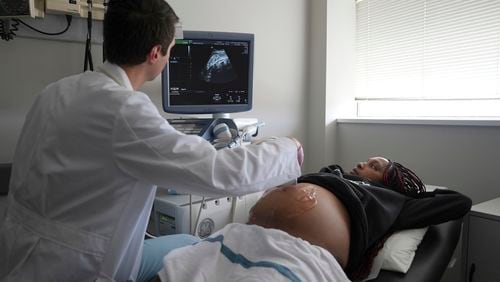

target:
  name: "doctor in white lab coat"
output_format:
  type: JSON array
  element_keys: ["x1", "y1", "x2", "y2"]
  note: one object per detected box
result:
[{"x1": 0, "y1": 0, "x2": 303, "y2": 281}]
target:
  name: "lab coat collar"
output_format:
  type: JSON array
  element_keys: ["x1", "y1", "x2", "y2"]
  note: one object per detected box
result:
[{"x1": 98, "y1": 62, "x2": 134, "y2": 91}]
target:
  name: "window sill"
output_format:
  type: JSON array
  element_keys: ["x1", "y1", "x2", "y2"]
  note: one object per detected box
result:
[{"x1": 336, "y1": 118, "x2": 500, "y2": 127}]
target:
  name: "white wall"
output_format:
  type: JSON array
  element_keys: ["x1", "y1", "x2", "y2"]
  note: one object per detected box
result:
[
  {"x1": 305, "y1": 0, "x2": 356, "y2": 173},
  {"x1": 0, "y1": 0, "x2": 309, "y2": 164}
]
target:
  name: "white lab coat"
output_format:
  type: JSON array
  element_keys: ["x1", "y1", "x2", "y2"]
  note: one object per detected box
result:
[{"x1": 0, "y1": 62, "x2": 301, "y2": 282}]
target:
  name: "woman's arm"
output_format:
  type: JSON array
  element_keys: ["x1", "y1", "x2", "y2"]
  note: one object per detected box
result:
[{"x1": 391, "y1": 189, "x2": 472, "y2": 231}]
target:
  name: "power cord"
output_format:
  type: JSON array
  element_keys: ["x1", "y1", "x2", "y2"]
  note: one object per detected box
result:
[
  {"x1": 1, "y1": 15, "x2": 72, "y2": 41},
  {"x1": 14, "y1": 14, "x2": 72, "y2": 36},
  {"x1": 192, "y1": 197, "x2": 207, "y2": 236},
  {"x1": 83, "y1": 0, "x2": 94, "y2": 71},
  {"x1": 145, "y1": 231, "x2": 157, "y2": 239}
]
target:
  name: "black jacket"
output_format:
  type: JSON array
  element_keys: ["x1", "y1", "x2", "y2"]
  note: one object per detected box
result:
[{"x1": 298, "y1": 166, "x2": 472, "y2": 275}]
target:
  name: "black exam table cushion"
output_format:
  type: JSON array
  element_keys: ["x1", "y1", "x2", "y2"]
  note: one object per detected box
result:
[{"x1": 371, "y1": 218, "x2": 462, "y2": 282}]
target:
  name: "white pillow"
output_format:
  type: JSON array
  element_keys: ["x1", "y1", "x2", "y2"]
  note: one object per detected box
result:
[
  {"x1": 381, "y1": 227, "x2": 428, "y2": 272},
  {"x1": 366, "y1": 227, "x2": 428, "y2": 280}
]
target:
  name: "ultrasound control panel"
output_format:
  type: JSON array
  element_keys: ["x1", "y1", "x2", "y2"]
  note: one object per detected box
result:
[{"x1": 167, "y1": 118, "x2": 237, "y2": 142}]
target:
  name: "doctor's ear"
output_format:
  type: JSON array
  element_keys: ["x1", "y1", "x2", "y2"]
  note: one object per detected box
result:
[{"x1": 147, "y1": 45, "x2": 163, "y2": 63}]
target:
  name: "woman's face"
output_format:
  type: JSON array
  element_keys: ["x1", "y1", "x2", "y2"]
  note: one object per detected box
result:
[{"x1": 348, "y1": 156, "x2": 389, "y2": 183}]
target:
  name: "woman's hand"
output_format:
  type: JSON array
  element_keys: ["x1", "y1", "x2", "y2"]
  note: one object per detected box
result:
[{"x1": 289, "y1": 137, "x2": 304, "y2": 166}]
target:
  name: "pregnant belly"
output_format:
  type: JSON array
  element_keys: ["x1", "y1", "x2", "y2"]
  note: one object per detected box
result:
[{"x1": 248, "y1": 183, "x2": 351, "y2": 268}]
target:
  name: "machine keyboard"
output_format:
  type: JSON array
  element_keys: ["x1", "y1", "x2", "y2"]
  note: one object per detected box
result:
[{"x1": 167, "y1": 118, "x2": 213, "y2": 136}]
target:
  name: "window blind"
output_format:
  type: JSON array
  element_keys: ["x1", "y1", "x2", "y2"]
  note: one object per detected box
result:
[{"x1": 355, "y1": 0, "x2": 500, "y2": 118}]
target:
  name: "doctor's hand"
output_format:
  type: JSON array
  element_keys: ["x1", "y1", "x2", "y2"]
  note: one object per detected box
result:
[{"x1": 288, "y1": 137, "x2": 304, "y2": 167}]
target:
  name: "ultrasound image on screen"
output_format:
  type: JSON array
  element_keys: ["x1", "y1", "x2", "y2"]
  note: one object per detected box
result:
[{"x1": 200, "y1": 49, "x2": 238, "y2": 84}]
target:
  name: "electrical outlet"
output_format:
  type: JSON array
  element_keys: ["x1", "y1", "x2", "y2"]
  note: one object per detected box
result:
[{"x1": 45, "y1": 0, "x2": 105, "y2": 20}]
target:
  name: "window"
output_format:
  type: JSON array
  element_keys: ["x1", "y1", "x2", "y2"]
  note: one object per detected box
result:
[{"x1": 355, "y1": 0, "x2": 500, "y2": 118}]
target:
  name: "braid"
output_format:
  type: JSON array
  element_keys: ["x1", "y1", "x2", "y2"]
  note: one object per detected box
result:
[{"x1": 382, "y1": 161, "x2": 426, "y2": 197}]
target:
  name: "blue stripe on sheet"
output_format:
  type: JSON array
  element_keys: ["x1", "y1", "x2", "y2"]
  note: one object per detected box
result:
[{"x1": 205, "y1": 235, "x2": 301, "y2": 282}]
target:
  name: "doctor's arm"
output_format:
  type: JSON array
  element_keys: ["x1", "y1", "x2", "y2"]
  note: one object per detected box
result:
[{"x1": 111, "y1": 94, "x2": 302, "y2": 197}]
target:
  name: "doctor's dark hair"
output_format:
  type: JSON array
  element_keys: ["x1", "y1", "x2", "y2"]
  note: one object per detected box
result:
[{"x1": 103, "y1": 0, "x2": 179, "y2": 65}]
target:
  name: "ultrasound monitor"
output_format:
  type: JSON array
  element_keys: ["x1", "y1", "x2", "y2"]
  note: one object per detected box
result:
[{"x1": 162, "y1": 31, "x2": 254, "y2": 117}]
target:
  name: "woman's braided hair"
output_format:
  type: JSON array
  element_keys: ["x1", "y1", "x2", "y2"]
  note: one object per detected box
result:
[{"x1": 382, "y1": 161, "x2": 426, "y2": 197}]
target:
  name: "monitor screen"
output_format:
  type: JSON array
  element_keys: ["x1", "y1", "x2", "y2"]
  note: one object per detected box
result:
[{"x1": 162, "y1": 31, "x2": 254, "y2": 115}]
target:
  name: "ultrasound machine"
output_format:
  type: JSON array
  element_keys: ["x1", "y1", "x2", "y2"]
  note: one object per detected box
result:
[{"x1": 148, "y1": 31, "x2": 264, "y2": 239}]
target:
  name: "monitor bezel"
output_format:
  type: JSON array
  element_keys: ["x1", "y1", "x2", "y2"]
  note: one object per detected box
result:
[{"x1": 161, "y1": 30, "x2": 254, "y2": 115}]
